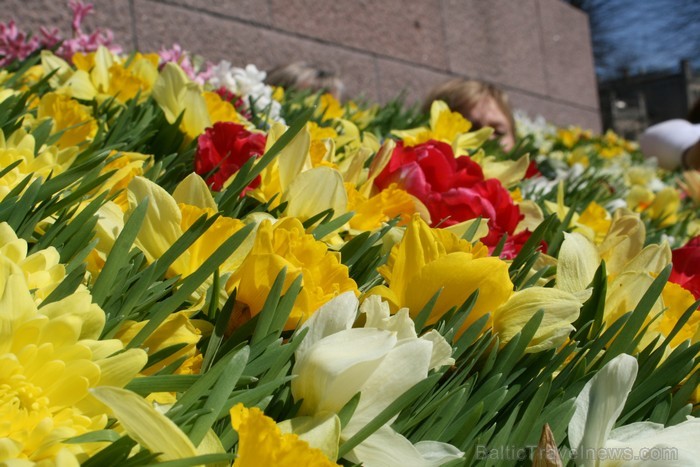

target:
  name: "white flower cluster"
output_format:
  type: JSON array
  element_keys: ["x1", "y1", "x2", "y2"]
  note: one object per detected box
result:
[
  {"x1": 514, "y1": 109, "x2": 556, "y2": 154},
  {"x1": 207, "y1": 61, "x2": 284, "y2": 124}
]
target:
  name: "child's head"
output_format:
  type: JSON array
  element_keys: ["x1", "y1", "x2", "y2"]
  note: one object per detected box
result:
[{"x1": 424, "y1": 79, "x2": 516, "y2": 151}]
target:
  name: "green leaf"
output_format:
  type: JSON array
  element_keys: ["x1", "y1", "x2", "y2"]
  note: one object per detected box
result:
[
  {"x1": 91, "y1": 198, "x2": 148, "y2": 305},
  {"x1": 312, "y1": 211, "x2": 354, "y2": 240},
  {"x1": 337, "y1": 392, "x2": 362, "y2": 429},
  {"x1": 65, "y1": 430, "x2": 122, "y2": 444},
  {"x1": 187, "y1": 346, "x2": 250, "y2": 445},
  {"x1": 127, "y1": 223, "x2": 254, "y2": 349},
  {"x1": 141, "y1": 454, "x2": 236, "y2": 467}
]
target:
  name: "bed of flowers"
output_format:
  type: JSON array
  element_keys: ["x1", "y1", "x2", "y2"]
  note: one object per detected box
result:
[{"x1": 1, "y1": 4, "x2": 700, "y2": 466}]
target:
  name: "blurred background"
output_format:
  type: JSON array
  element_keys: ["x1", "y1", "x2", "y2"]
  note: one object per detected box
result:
[
  {"x1": 6, "y1": 0, "x2": 700, "y2": 136},
  {"x1": 565, "y1": 0, "x2": 700, "y2": 139}
]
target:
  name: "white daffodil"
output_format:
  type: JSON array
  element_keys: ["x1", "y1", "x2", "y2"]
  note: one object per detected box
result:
[
  {"x1": 289, "y1": 292, "x2": 462, "y2": 467},
  {"x1": 569, "y1": 353, "x2": 700, "y2": 466}
]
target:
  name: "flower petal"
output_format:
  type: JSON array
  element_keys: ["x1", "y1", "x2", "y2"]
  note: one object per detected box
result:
[
  {"x1": 568, "y1": 354, "x2": 638, "y2": 464},
  {"x1": 292, "y1": 328, "x2": 397, "y2": 416},
  {"x1": 347, "y1": 426, "x2": 463, "y2": 467},
  {"x1": 558, "y1": 232, "x2": 600, "y2": 294},
  {"x1": 285, "y1": 166, "x2": 348, "y2": 220},
  {"x1": 296, "y1": 291, "x2": 359, "y2": 362},
  {"x1": 173, "y1": 173, "x2": 218, "y2": 210},
  {"x1": 91, "y1": 386, "x2": 198, "y2": 461},
  {"x1": 493, "y1": 287, "x2": 581, "y2": 352}
]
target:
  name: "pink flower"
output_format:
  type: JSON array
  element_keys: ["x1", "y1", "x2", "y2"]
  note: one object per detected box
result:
[
  {"x1": 0, "y1": 20, "x2": 39, "y2": 66},
  {"x1": 69, "y1": 0, "x2": 94, "y2": 34}
]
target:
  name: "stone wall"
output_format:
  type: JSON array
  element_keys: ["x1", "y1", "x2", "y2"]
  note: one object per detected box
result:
[{"x1": 8, "y1": 0, "x2": 602, "y2": 131}]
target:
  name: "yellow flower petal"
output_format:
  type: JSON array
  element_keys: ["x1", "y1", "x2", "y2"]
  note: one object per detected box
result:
[
  {"x1": 403, "y1": 253, "x2": 512, "y2": 332},
  {"x1": 285, "y1": 166, "x2": 347, "y2": 220},
  {"x1": 91, "y1": 387, "x2": 198, "y2": 461},
  {"x1": 493, "y1": 287, "x2": 581, "y2": 352},
  {"x1": 230, "y1": 404, "x2": 338, "y2": 466},
  {"x1": 558, "y1": 232, "x2": 600, "y2": 294}
]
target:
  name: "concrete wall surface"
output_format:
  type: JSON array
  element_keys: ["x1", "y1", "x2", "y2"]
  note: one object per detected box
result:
[{"x1": 7, "y1": 0, "x2": 602, "y2": 131}]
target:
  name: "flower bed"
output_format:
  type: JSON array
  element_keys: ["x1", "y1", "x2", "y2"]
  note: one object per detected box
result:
[{"x1": 1, "y1": 4, "x2": 699, "y2": 466}]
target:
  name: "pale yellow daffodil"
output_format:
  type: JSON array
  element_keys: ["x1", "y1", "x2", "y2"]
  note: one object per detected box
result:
[
  {"x1": 91, "y1": 387, "x2": 225, "y2": 462},
  {"x1": 152, "y1": 62, "x2": 211, "y2": 142},
  {"x1": 558, "y1": 211, "x2": 679, "y2": 348},
  {"x1": 480, "y1": 153, "x2": 531, "y2": 189},
  {"x1": 42, "y1": 47, "x2": 159, "y2": 104},
  {"x1": 251, "y1": 121, "x2": 349, "y2": 221},
  {"x1": 127, "y1": 174, "x2": 250, "y2": 279}
]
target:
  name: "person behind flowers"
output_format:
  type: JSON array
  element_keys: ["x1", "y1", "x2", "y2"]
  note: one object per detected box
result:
[
  {"x1": 423, "y1": 78, "x2": 517, "y2": 151},
  {"x1": 266, "y1": 61, "x2": 345, "y2": 100}
]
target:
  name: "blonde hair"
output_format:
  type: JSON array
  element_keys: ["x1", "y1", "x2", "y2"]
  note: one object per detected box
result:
[
  {"x1": 267, "y1": 62, "x2": 345, "y2": 100},
  {"x1": 423, "y1": 79, "x2": 515, "y2": 133}
]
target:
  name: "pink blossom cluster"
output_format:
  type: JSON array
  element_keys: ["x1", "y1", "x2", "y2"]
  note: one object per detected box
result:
[
  {"x1": 0, "y1": 1, "x2": 121, "y2": 67},
  {"x1": 157, "y1": 43, "x2": 214, "y2": 85}
]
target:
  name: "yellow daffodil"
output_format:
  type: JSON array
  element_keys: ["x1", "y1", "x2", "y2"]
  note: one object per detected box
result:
[
  {"x1": 655, "y1": 282, "x2": 700, "y2": 348},
  {"x1": 0, "y1": 128, "x2": 78, "y2": 200},
  {"x1": 371, "y1": 215, "x2": 582, "y2": 349},
  {"x1": 289, "y1": 293, "x2": 461, "y2": 467},
  {"x1": 567, "y1": 148, "x2": 590, "y2": 167},
  {"x1": 115, "y1": 311, "x2": 212, "y2": 376},
  {"x1": 230, "y1": 403, "x2": 338, "y2": 466},
  {"x1": 316, "y1": 93, "x2": 344, "y2": 121},
  {"x1": 203, "y1": 90, "x2": 245, "y2": 125},
  {"x1": 556, "y1": 126, "x2": 591, "y2": 149},
  {"x1": 226, "y1": 217, "x2": 357, "y2": 330},
  {"x1": 345, "y1": 182, "x2": 421, "y2": 231},
  {"x1": 0, "y1": 247, "x2": 146, "y2": 465},
  {"x1": 392, "y1": 100, "x2": 492, "y2": 156},
  {"x1": 37, "y1": 91, "x2": 98, "y2": 149},
  {"x1": 308, "y1": 121, "x2": 338, "y2": 167},
  {"x1": 369, "y1": 214, "x2": 510, "y2": 332},
  {"x1": 126, "y1": 174, "x2": 249, "y2": 280},
  {"x1": 42, "y1": 47, "x2": 159, "y2": 104},
  {"x1": 95, "y1": 151, "x2": 153, "y2": 211},
  {"x1": 575, "y1": 201, "x2": 611, "y2": 244},
  {"x1": 644, "y1": 186, "x2": 681, "y2": 227}
]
